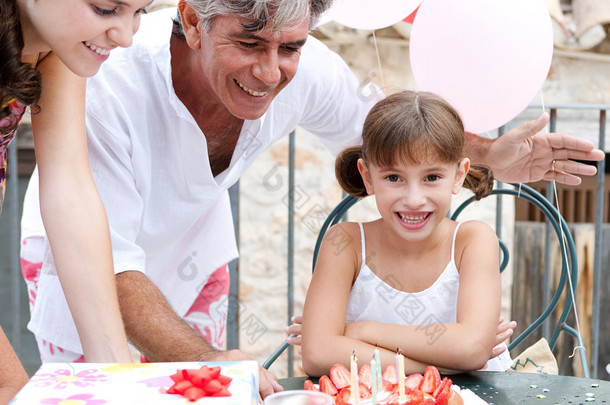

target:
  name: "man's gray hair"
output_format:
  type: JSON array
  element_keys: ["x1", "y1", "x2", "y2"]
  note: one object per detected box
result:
[{"x1": 174, "y1": 0, "x2": 334, "y2": 36}]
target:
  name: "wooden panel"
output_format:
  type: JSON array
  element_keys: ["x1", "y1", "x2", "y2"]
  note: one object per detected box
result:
[
  {"x1": 511, "y1": 222, "x2": 609, "y2": 377},
  {"x1": 514, "y1": 177, "x2": 610, "y2": 224}
]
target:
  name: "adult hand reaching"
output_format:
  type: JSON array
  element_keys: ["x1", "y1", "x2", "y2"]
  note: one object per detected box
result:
[
  {"x1": 205, "y1": 350, "x2": 283, "y2": 400},
  {"x1": 467, "y1": 113, "x2": 605, "y2": 185}
]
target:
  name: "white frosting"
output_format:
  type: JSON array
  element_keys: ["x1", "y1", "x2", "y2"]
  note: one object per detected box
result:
[{"x1": 451, "y1": 385, "x2": 489, "y2": 405}]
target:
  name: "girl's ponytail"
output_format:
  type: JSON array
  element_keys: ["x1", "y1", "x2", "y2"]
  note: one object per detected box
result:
[
  {"x1": 463, "y1": 165, "x2": 494, "y2": 200},
  {"x1": 335, "y1": 145, "x2": 368, "y2": 198}
]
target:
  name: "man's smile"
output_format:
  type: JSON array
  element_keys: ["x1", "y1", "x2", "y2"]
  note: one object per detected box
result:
[{"x1": 235, "y1": 79, "x2": 269, "y2": 97}]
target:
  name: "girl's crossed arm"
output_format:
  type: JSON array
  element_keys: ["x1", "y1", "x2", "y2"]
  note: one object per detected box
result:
[
  {"x1": 302, "y1": 223, "x2": 433, "y2": 376},
  {"x1": 342, "y1": 221, "x2": 501, "y2": 372}
]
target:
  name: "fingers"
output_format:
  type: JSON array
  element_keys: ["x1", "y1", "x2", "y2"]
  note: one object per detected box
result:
[
  {"x1": 547, "y1": 146, "x2": 604, "y2": 162},
  {"x1": 543, "y1": 171, "x2": 583, "y2": 186},
  {"x1": 544, "y1": 133, "x2": 603, "y2": 158},
  {"x1": 494, "y1": 324, "x2": 515, "y2": 347},
  {"x1": 258, "y1": 366, "x2": 282, "y2": 399},
  {"x1": 203, "y1": 351, "x2": 280, "y2": 401},
  {"x1": 270, "y1": 377, "x2": 284, "y2": 393},
  {"x1": 492, "y1": 344, "x2": 506, "y2": 357},
  {"x1": 496, "y1": 319, "x2": 517, "y2": 333},
  {"x1": 285, "y1": 316, "x2": 303, "y2": 347},
  {"x1": 495, "y1": 318, "x2": 516, "y2": 348},
  {"x1": 543, "y1": 157, "x2": 600, "y2": 185},
  {"x1": 285, "y1": 335, "x2": 301, "y2": 347},
  {"x1": 503, "y1": 112, "x2": 549, "y2": 143},
  {"x1": 284, "y1": 324, "x2": 302, "y2": 336},
  {"x1": 551, "y1": 159, "x2": 598, "y2": 176}
]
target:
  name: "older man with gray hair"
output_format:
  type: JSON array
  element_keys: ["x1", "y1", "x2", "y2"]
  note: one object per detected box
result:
[{"x1": 20, "y1": 0, "x2": 604, "y2": 399}]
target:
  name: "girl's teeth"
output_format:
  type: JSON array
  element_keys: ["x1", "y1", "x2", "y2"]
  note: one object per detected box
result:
[
  {"x1": 237, "y1": 81, "x2": 268, "y2": 97},
  {"x1": 85, "y1": 42, "x2": 110, "y2": 56},
  {"x1": 399, "y1": 213, "x2": 427, "y2": 224}
]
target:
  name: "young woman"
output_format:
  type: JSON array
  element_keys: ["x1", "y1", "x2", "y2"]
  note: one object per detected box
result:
[
  {"x1": 302, "y1": 90, "x2": 512, "y2": 376},
  {"x1": 1, "y1": 0, "x2": 153, "y2": 385}
]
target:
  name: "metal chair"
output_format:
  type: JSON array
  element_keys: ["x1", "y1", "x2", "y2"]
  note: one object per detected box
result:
[{"x1": 263, "y1": 183, "x2": 590, "y2": 377}]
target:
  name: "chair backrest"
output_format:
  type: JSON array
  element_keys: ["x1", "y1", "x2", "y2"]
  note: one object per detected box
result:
[
  {"x1": 264, "y1": 183, "x2": 589, "y2": 377},
  {"x1": 450, "y1": 183, "x2": 589, "y2": 377}
]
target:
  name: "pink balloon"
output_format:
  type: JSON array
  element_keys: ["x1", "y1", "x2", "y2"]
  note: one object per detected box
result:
[
  {"x1": 409, "y1": 0, "x2": 553, "y2": 133},
  {"x1": 329, "y1": 0, "x2": 422, "y2": 30}
]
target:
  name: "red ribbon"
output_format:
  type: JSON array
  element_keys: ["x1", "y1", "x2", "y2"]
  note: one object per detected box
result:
[{"x1": 166, "y1": 365, "x2": 232, "y2": 401}]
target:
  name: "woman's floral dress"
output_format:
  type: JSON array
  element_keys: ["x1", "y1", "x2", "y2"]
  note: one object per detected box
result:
[{"x1": 0, "y1": 94, "x2": 27, "y2": 211}]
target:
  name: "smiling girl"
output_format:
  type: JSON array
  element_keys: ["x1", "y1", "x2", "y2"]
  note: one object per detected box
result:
[
  {"x1": 1, "y1": 0, "x2": 153, "y2": 397},
  {"x1": 301, "y1": 90, "x2": 512, "y2": 376}
]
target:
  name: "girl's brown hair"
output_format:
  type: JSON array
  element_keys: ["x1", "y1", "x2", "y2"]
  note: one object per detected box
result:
[
  {"x1": 336, "y1": 90, "x2": 493, "y2": 200},
  {"x1": 1, "y1": 0, "x2": 42, "y2": 132}
]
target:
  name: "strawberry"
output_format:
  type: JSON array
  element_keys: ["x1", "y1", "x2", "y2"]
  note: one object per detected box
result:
[
  {"x1": 382, "y1": 364, "x2": 398, "y2": 385},
  {"x1": 386, "y1": 390, "x2": 423, "y2": 405},
  {"x1": 405, "y1": 390, "x2": 425, "y2": 405},
  {"x1": 405, "y1": 373, "x2": 424, "y2": 391},
  {"x1": 358, "y1": 382, "x2": 371, "y2": 399},
  {"x1": 358, "y1": 363, "x2": 372, "y2": 390},
  {"x1": 385, "y1": 392, "x2": 399, "y2": 405},
  {"x1": 422, "y1": 392, "x2": 436, "y2": 404},
  {"x1": 335, "y1": 387, "x2": 351, "y2": 405},
  {"x1": 432, "y1": 377, "x2": 452, "y2": 405},
  {"x1": 419, "y1": 366, "x2": 441, "y2": 394},
  {"x1": 304, "y1": 379, "x2": 319, "y2": 391},
  {"x1": 330, "y1": 364, "x2": 351, "y2": 390},
  {"x1": 319, "y1": 375, "x2": 338, "y2": 396},
  {"x1": 381, "y1": 379, "x2": 394, "y2": 393}
]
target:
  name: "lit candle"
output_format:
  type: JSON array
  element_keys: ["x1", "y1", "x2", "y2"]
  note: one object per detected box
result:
[
  {"x1": 396, "y1": 349, "x2": 406, "y2": 403},
  {"x1": 371, "y1": 357, "x2": 378, "y2": 405},
  {"x1": 374, "y1": 346, "x2": 382, "y2": 392},
  {"x1": 350, "y1": 351, "x2": 360, "y2": 404}
]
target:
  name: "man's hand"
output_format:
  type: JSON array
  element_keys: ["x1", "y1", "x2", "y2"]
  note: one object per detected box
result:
[
  {"x1": 468, "y1": 112, "x2": 605, "y2": 185},
  {"x1": 116, "y1": 271, "x2": 282, "y2": 399},
  {"x1": 204, "y1": 350, "x2": 283, "y2": 399}
]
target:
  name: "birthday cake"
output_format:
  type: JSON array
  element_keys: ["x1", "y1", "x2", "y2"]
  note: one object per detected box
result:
[
  {"x1": 305, "y1": 364, "x2": 487, "y2": 405},
  {"x1": 11, "y1": 361, "x2": 258, "y2": 404}
]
